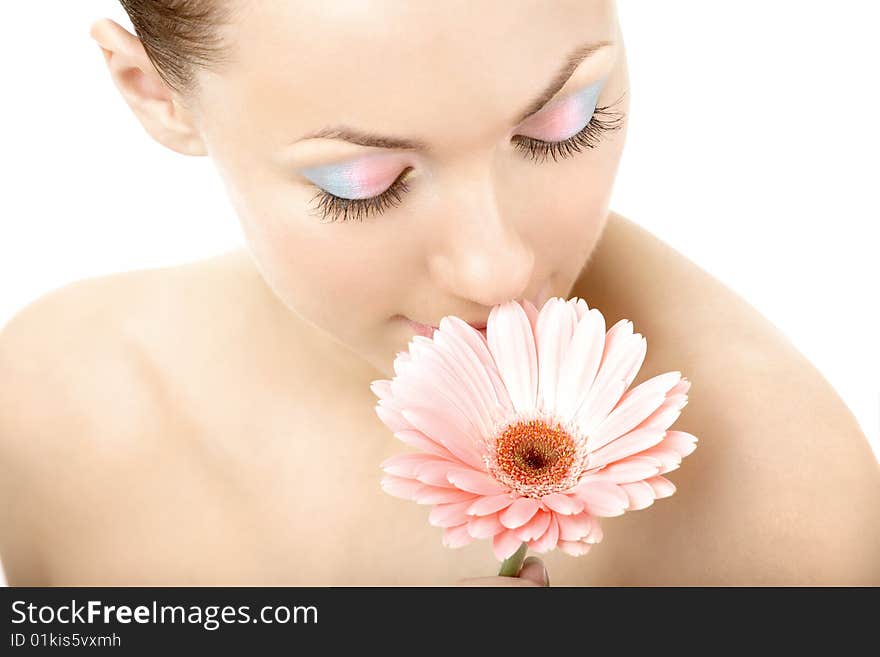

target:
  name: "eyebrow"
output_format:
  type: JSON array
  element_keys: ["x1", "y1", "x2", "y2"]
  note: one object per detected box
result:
[{"x1": 295, "y1": 40, "x2": 613, "y2": 152}]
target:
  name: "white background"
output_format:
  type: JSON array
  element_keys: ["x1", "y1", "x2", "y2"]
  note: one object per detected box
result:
[{"x1": 1, "y1": 3, "x2": 878, "y2": 586}]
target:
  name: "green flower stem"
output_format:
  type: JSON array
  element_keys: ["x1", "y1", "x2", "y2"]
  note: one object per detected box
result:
[{"x1": 497, "y1": 542, "x2": 528, "y2": 577}]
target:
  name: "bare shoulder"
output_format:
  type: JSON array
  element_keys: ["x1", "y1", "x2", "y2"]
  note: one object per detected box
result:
[
  {"x1": 0, "y1": 248, "x2": 260, "y2": 426},
  {"x1": 0, "y1": 254, "x2": 235, "y2": 435},
  {"x1": 569, "y1": 211, "x2": 880, "y2": 585},
  {"x1": 0, "y1": 251, "x2": 250, "y2": 584}
]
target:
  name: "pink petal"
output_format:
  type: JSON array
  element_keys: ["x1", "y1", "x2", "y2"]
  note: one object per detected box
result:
[
  {"x1": 632, "y1": 390, "x2": 690, "y2": 433},
  {"x1": 375, "y1": 403, "x2": 410, "y2": 433},
  {"x1": 380, "y1": 452, "x2": 448, "y2": 478},
  {"x1": 535, "y1": 299, "x2": 578, "y2": 415},
  {"x1": 413, "y1": 485, "x2": 477, "y2": 505},
  {"x1": 393, "y1": 363, "x2": 486, "y2": 450},
  {"x1": 401, "y1": 407, "x2": 484, "y2": 470},
  {"x1": 467, "y1": 493, "x2": 515, "y2": 517},
  {"x1": 555, "y1": 308, "x2": 606, "y2": 418},
  {"x1": 638, "y1": 430, "x2": 698, "y2": 474},
  {"x1": 587, "y1": 426, "x2": 668, "y2": 470},
  {"x1": 377, "y1": 390, "x2": 409, "y2": 415},
  {"x1": 446, "y1": 468, "x2": 508, "y2": 495},
  {"x1": 529, "y1": 514, "x2": 560, "y2": 553},
  {"x1": 637, "y1": 445, "x2": 684, "y2": 474},
  {"x1": 442, "y1": 523, "x2": 475, "y2": 548},
  {"x1": 557, "y1": 540, "x2": 592, "y2": 557},
  {"x1": 392, "y1": 350, "x2": 412, "y2": 376},
  {"x1": 591, "y1": 371, "x2": 682, "y2": 449},
  {"x1": 556, "y1": 511, "x2": 593, "y2": 542},
  {"x1": 421, "y1": 330, "x2": 501, "y2": 437},
  {"x1": 575, "y1": 379, "x2": 627, "y2": 438},
  {"x1": 585, "y1": 520, "x2": 604, "y2": 544},
  {"x1": 440, "y1": 315, "x2": 513, "y2": 414},
  {"x1": 636, "y1": 405, "x2": 683, "y2": 432},
  {"x1": 499, "y1": 497, "x2": 541, "y2": 529},
  {"x1": 369, "y1": 379, "x2": 393, "y2": 401},
  {"x1": 467, "y1": 512, "x2": 506, "y2": 539},
  {"x1": 570, "y1": 480, "x2": 629, "y2": 517},
  {"x1": 487, "y1": 301, "x2": 539, "y2": 414},
  {"x1": 670, "y1": 377, "x2": 692, "y2": 396},
  {"x1": 393, "y1": 429, "x2": 459, "y2": 461},
  {"x1": 645, "y1": 475, "x2": 676, "y2": 499},
  {"x1": 662, "y1": 430, "x2": 699, "y2": 457},
  {"x1": 575, "y1": 322, "x2": 647, "y2": 433},
  {"x1": 485, "y1": 365, "x2": 515, "y2": 417},
  {"x1": 541, "y1": 492, "x2": 585, "y2": 515},
  {"x1": 620, "y1": 480, "x2": 656, "y2": 510},
  {"x1": 565, "y1": 297, "x2": 591, "y2": 322},
  {"x1": 405, "y1": 341, "x2": 493, "y2": 439},
  {"x1": 596, "y1": 319, "x2": 637, "y2": 381},
  {"x1": 586, "y1": 455, "x2": 663, "y2": 484},
  {"x1": 380, "y1": 475, "x2": 423, "y2": 500},
  {"x1": 428, "y1": 499, "x2": 477, "y2": 527},
  {"x1": 493, "y1": 529, "x2": 526, "y2": 561},
  {"x1": 437, "y1": 317, "x2": 511, "y2": 411},
  {"x1": 621, "y1": 336, "x2": 648, "y2": 391},
  {"x1": 522, "y1": 298, "x2": 540, "y2": 337},
  {"x1": 414, "y1": 460, "x2": 460, "y2": 487},
  {"x1": 515, "y1": 509, "x2": 552, "y2": 542}
]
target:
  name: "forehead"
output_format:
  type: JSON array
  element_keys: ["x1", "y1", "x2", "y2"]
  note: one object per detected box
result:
[{"x1": 201, "y1": 0, "x2": 617, "y2": 149}]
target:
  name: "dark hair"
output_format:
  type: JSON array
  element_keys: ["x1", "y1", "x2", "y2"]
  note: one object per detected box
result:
[{"x1": 118, "y1": 0, "x2": 231, "y2": 93}]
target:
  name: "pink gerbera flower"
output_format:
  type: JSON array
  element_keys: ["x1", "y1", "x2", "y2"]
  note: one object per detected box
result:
[{"x1": 370, "y1": 297, "x2": 698, "y2": 561}]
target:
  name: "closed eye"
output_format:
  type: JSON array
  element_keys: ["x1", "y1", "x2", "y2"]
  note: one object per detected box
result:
[
  {"x1": 511, "y1": 92, "x2": 626, "y2": 164},
  {"x1": 309, "y1": 167, "x2": 414, "y2": 224},
  {"x1": 309, "y1": 90, "x2": 626, "y2": 224}
]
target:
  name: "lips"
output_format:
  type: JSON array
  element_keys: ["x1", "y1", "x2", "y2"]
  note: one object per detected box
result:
[
  {"x1": 403, "y1": 317, "x2": 487, "y2": 339},
  {"x1": 401, "y1": 279, "x2": 551, "y2": 339},
  {"x1": 403, "y1": 317, "x2": 436, "y2": 338}
]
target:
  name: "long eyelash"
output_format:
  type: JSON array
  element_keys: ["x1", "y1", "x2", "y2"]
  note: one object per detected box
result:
[
  {"x1": 309, "y1": 168, "x2": 413, "y2": 224},
  {"x1": 511, "y1": 91, "x2": 627, "y2": 164}
]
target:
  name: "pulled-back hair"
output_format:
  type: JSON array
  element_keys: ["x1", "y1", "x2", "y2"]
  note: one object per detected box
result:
[{"x1": 118, "y1": 0, "x2": 232, "y2": 93}]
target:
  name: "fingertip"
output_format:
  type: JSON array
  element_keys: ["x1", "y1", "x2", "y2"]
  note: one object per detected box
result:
[{"x1": 518, "y1": 556, "x2": 549, "y2": 587}]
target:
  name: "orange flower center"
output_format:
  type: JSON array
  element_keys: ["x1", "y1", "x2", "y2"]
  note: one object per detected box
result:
[{"x1": 491, "y1": 418, "x2": 579, "y2": 497}]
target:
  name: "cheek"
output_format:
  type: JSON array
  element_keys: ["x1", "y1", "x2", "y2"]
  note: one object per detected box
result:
[
  {"x1": 518, "y1": 147, "x2": 624, "y2": 268},
  {"x1": 213, "y1": 149, "x2": 411, "y2": 335},
  {"x1": 233, "y1": 194, "x2": 403, "y2": 342},
  {"x1": 249, "y1": 226, "x2": 375, "y2": 320}
]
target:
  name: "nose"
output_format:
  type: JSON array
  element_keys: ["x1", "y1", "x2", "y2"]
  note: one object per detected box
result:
[{"x1": 427, "y1": 163, "x2": 535, "y2": 309}]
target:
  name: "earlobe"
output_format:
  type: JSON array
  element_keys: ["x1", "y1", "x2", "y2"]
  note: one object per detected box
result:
[{"x1": 89, "y1": 18, "x2": 207, "y2": 156}]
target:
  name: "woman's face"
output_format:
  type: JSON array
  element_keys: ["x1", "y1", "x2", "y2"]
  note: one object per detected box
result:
[{"x1": 190, "y1": 0, "x2": 629, "y2": 377}]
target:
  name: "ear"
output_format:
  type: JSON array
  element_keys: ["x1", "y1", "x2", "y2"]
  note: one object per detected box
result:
[{"x1": 89, "y1": 18, "x2": 207, "y2": 156}]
